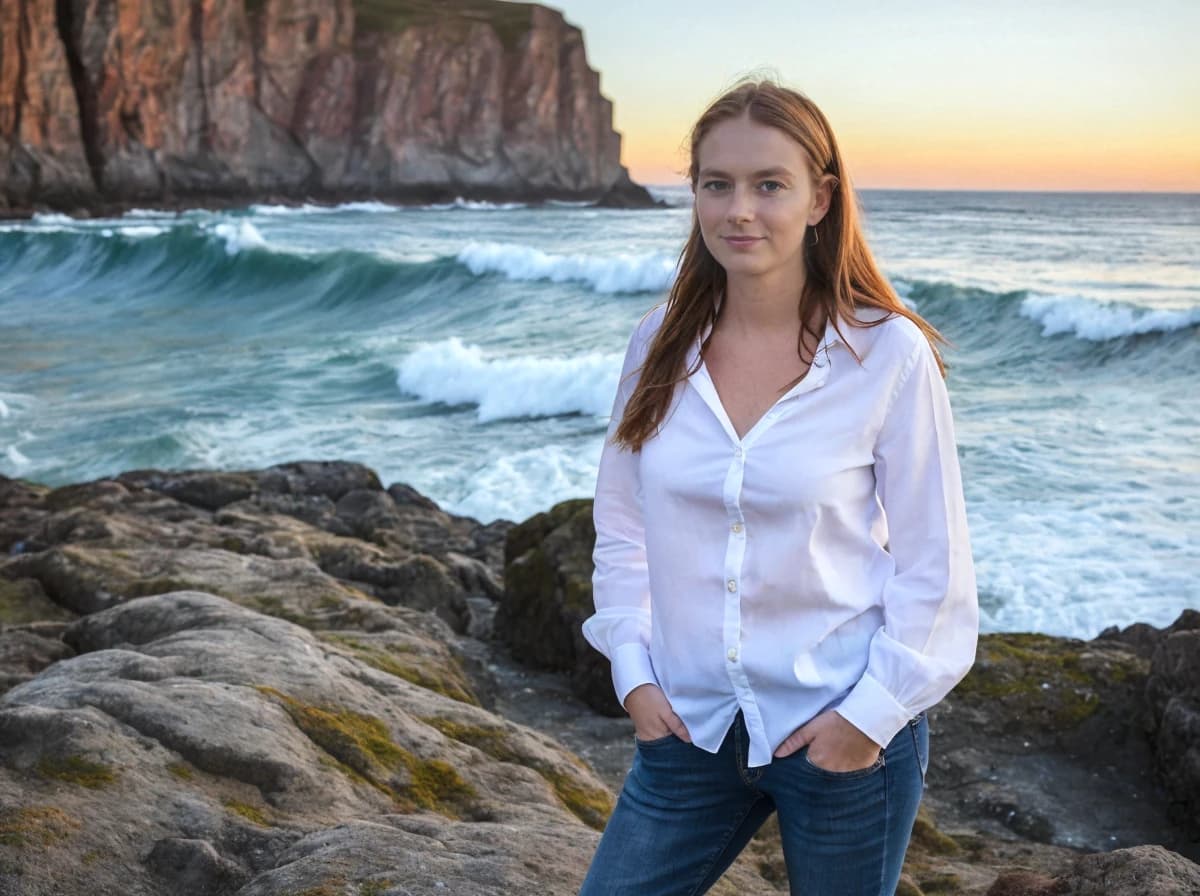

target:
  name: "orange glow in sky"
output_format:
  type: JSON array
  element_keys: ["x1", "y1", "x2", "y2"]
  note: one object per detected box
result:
[{"x1": 548, "y1": 0, "x2": 1200, "y2": 192}]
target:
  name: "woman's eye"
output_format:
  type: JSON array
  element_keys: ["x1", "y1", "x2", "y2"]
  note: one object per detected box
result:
[
  {"x1": 759, "y1": 181, "x2": 784, "y2": 193},
  {"x1": 702, "y1": 180, "x2": 729, "y2": 191}
]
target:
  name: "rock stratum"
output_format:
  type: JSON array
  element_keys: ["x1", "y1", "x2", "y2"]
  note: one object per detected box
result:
[
  {"x1": 0, "y1": 0, "x2": 654, "y2": 217},
  {"x1": 1, "y1": 461, "x2": 1198, "y2": 895}
]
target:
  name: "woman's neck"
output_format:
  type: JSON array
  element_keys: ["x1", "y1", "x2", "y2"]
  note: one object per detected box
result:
[{"x1": 719, "y1": 270, "x2": 815, "y2": 336}]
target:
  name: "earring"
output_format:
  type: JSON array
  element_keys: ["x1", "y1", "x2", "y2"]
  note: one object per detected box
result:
[{"x1": 808, "y1": 227, "x2": 819, "y2": 247}]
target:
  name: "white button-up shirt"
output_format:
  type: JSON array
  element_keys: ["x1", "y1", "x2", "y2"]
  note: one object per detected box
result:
[{"x1": 582, "y1": 303, "x2": 979, "y2": 768}]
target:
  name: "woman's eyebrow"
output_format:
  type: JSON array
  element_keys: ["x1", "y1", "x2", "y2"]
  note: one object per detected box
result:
[{"x1": 698, "y1": 166, "x2": 795, "y2": 179}]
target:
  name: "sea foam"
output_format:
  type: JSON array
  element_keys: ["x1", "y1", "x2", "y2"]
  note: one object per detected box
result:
[
  {"x1": 456, "y1": 242, "x2": 675, "y2": 294},
  {"x1": 209, "y1": 220, "x2": 269, "y2": 255},
  {"x1": 1020, "y1": 293, "x2": 1200, "y2": 341},
  {"x1": 396, "y1": 338, "x2": 621, "y2": 421}
]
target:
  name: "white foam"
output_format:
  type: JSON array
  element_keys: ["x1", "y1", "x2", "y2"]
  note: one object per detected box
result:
[
  {"x1": 418, "y1": 197, "x2": 528, "y2": 211},
  {"x1": 456, "y1": 242, "x2": 676, "y2": 294},
  {"x1": 396, "y1": 338, "x2": 622, "y2": 422},
  {"x1": 123, "y1": 208, "x2": 179, "y2": 219},
  {"x1": 209, "y1": 220, "x2": 268, "y2": 255},
  {"x1": 5, "y1": 444, "x2": 30, "y2": 466},
  {"x1": 249, "y1": 200, "x2": 401, "y2": 216},
  {"x1": 116, "y1": 224, "x2": 170, "y2": 238},
  {"x1": 1020, "y1": 293, "x2": 1200, "y2": 341},
  {"x1": 30, "y1": 212, "x2": 76, "y2": 225},
  {"x1": 0, "y1": 399, "x2": 7, "y2": 419},
  {"x1": 438, "y1": 443, "x2": 602, "y2": 523}
]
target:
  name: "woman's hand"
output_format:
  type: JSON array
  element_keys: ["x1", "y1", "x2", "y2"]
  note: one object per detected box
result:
[
  {"x1": 773, "y1": 709, "x2": 881, "y2": 771},
  {"x1": 624, "y1": 683, "x2": 692, "y2": 743}
]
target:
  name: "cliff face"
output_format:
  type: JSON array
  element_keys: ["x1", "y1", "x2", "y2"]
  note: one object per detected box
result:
[{"x1": 0, "y1": 0, "x2": 650, "y2": 214}]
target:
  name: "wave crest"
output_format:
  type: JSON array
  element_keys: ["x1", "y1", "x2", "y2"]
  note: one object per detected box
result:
[
  {"x1": 1019, "y1": 293, "x2": 1200, "y2": 341},
  {"x1": 396, "y1": 338, "x2": 621, "y2": 421},
  {"x1": 456, "y1": 241, "x2": 675, "y2": 294}
]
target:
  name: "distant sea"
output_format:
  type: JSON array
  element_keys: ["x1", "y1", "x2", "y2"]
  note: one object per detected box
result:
[{"x1": 1, "y1": 187, "x2": 1197, "y2": 638}]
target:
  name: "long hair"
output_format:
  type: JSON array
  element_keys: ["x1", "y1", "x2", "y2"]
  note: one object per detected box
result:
[{"x1": 613, "y1": 79, "x2": 947, "y2": 452}]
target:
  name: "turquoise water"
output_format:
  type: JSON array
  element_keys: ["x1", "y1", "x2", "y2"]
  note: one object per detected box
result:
[{"x1": 1, "y1": 188, "x2": 1197, "y2": 637}]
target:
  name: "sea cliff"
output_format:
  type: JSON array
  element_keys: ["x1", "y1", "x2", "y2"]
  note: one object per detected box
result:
[{"x1": 0, "y1": 0, "x2": 653, "y2": 216}]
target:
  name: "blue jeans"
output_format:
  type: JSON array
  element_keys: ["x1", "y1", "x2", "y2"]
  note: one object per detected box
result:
[{"x1": 579, "y1": 710, "x2": 929, "y2": 896}]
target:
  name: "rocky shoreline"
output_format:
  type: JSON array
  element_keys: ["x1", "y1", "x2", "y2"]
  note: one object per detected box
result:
[{"x1": 1, "y1": 461, "x2": 1198, "y2": 895}]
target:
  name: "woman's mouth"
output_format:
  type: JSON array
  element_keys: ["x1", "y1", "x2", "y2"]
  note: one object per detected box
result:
[{"x1": 723, "y1": 236, "x2": 762, "y2": 248}]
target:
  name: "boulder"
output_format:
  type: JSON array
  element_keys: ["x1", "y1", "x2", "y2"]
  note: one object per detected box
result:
[{"x1": 496, "y1": 499, "x2": 621, "y2": 716}]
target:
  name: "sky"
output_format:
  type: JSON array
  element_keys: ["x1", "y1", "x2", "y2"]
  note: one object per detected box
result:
[{"x1": 544, "y1": 0, "x2": 1200, "y2": 192}]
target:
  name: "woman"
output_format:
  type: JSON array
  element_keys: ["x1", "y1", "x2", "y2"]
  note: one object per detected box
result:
[{"x1": 578, "y1": 80, "x2": 978, "y2": 896}]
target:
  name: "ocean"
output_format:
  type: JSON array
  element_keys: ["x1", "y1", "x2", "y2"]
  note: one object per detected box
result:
[{"x1": 1, "y1": 186, "x2": 1197, "y2": 639}]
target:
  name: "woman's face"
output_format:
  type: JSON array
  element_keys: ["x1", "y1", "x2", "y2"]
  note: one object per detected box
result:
[{"x1": 694, "y1": 114, "x2": 831, "y2": 284}]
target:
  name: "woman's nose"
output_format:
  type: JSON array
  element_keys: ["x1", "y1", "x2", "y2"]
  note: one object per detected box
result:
[{"x1": 726, "y1": 186, "x2": 754, "y2": 223}]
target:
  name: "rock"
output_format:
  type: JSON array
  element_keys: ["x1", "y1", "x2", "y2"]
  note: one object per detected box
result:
[
  {"x1": 0, "y1": 591, "x2": 615, "y2": 893},
  {"x1": 496, "y1": 498, "x2": 622, "y2": 716},
  {"x1": 1146, "y1": 625, "x2": 1200, "y2": 829},
  {"x1": 986, "y1": 870, "x2": 1068, "y2": 896},
  {"x1": 1, "y1": 1, "x2": 654, "y2": 216},
  {"x1": 0, "y1": 623, "x2": 75, "y2": 695},
  {"x1": 1063, "y1": 844, "x2": 1200, "y2": 895}
]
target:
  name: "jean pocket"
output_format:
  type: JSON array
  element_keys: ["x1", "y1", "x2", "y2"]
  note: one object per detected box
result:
[
  {"x1": 802, "y1": 749, "x2": 885, "y2": 780},
  {"x1": 634, "y1": 732, "x2": 677, "y2": 748}
]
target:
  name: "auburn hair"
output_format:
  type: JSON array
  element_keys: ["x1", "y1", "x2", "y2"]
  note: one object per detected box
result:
[{"x1": 613, "y1": 79, "x2": 948, "y2": 452}]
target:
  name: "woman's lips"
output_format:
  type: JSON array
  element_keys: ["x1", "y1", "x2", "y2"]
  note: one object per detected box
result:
[{"x1": 723, "y1": 236, "x2": 762, "y2": 247}]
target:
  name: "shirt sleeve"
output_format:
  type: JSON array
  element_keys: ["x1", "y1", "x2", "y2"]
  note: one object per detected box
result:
[
  {"x1": 580, "y1": 320, "x2": 660, "y2": 708},
  {"x1": 834, "y1": 336, "x2": 980, "y2": 747}
]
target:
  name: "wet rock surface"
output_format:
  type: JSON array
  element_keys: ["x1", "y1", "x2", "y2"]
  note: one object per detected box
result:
[{"x1": 0, "y1": 468, "x2": 1197, "y2": 894}]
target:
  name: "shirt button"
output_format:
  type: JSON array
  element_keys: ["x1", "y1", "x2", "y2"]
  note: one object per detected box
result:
[
  {"x1": 727, "y1": 648, "x2": 738, "y2": 661},
  {"x1": 734, "y1": 446, "x2": 743, "y2": 458},
  {"x1": 726, "y1": 579, "x2": 737, "y2": 592},
  {"x1": 731, "y1": 522, "x2": 743, "y2": 533}
]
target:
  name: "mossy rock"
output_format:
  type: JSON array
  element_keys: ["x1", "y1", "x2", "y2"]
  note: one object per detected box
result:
[
  {"x1": 954, "y1": 633, "x2": 1145, "y2": 729},
  {"x1": 909, "y1": 805, "x2": 961, "y2": 856},
  {"x1": 257, "y1": 687, "x2": 477, "y2": 818},
  {"x1": 224, "y1": 799, "x2": 271, "y2": 827},
  {"x1": 0, "y1": 576, "x2": 75, "y2": 626},
  {"x1": 321, "y1": 634, "x2": 479, "y2": 706},
  {"x1": 0, "y1": 806, "x2": 80, "y2": 847},
  {"x1": 352, "y1": 0, "x2": 537, "y2": 51},
  {"x1": 421, "y1": 716, "x2": 613, "y2": 829},
  {"x1": 35, "y1": 756, "x2": 117, "y2": 789}
]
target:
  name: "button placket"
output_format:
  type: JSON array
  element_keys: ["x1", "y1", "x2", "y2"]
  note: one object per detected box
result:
[{"x1": 721, "y1": 439, "x2": 748, "y2": 686}]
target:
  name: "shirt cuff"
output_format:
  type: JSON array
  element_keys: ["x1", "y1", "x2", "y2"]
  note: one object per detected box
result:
[
  {"x1": 611, "y1": 642, "x2": 659, "y2": 708},
  {"x1": 833, "y1": 671, "x2": 914, "y2": 749}
]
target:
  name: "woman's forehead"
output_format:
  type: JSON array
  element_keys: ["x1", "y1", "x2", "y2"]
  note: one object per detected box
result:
[{"x1": 697, "y1": 116, "x2": 809, "y2": 174}]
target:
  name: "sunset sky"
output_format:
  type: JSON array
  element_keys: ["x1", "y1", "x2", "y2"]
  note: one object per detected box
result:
[{"x1": 547, "y1": 0, "x2": 1200, "y2": 192}]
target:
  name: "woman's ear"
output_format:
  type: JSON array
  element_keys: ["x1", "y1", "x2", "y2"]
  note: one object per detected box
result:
[{"x1": 809, "y1": 174, "x2": 838, "y2": 226}]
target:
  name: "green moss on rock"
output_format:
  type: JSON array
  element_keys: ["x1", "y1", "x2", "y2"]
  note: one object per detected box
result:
[
  {"x1": 36, "y1": 756, "x2": 117, "y2": 789},
  {"x1": 0, "y1": 806, "x2": 79, "y2": 847},
  {"x1": 0, "y1": 576, "x2": 75, "y2": 625},
  {"x1": 952, "y1": 633, "x2": 1141, "y2": 727},
  {"x1": 352, "y1": 0, "x2": 536, "y2": 51},
  {"x1": 909, "y1": 806, "x2": 960, "y2": 856},
  {"x1": 422, "y1": 715, "x2": 612, "y2": 829},
  {"x1": 256, "y1": 686, "x2": 476, "y2": 817},
  {"x1": 167, "y1": 762, "x2": 195, "y2": 781},
  {"x1": 322, "y1": 635, "x2": 479, "y2": 706},
  {"x1": 224, "y1": 799, "x2": 271, "y2": 826}
]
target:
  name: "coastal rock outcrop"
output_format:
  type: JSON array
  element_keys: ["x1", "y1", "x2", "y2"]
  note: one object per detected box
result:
[
  {"x1": 0, "y1": 0, "x2": 653, "y2": 216},
  {"x1": 2, "y1": 470, "x2": 1198, "y2": 894}
]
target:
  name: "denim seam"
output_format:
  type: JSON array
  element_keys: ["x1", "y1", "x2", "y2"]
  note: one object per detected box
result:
[
  {"x1": 908, "y1": 723, "x2": 926, "y2": 785},
  {"x1": 686, "y1": 796, "x2": 761, "y2": 896},
  {"x1": 877, "y1": 759, "x2": 890, "y2": 896}
]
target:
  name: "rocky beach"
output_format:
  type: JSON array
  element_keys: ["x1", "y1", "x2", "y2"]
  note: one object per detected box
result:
[{"x1": 1, "y1": 460, "x2": 1198, "y2": 895}]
